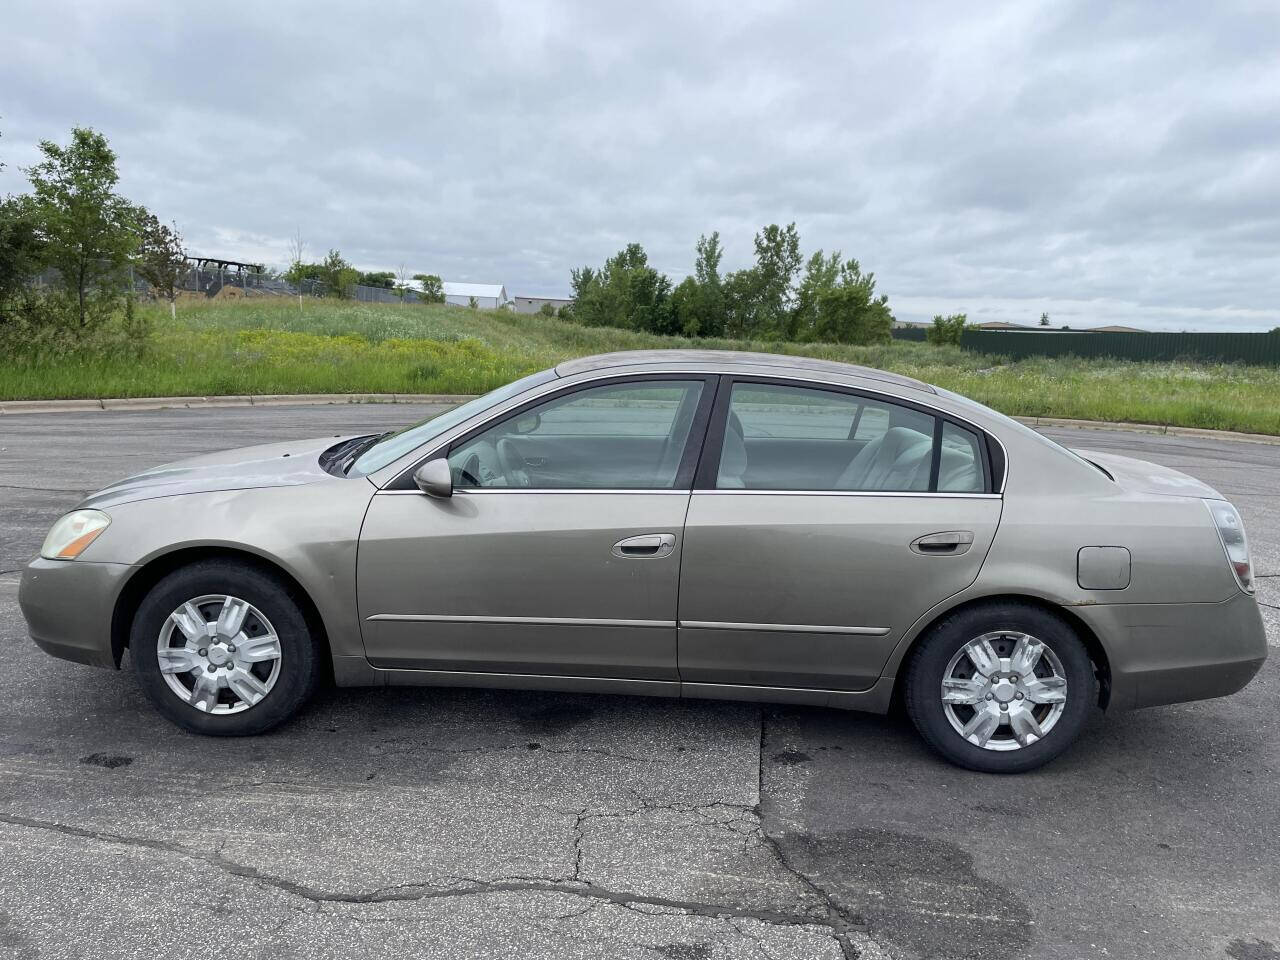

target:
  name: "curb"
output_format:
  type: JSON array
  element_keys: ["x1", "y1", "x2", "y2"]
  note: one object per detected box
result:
[
  {"x1": 0, "y1": 393, "x2": 477, "y2": 416},
  {"x1": 1, "y1": 393, "x2": 1276, "y2": 446},
  {"x1": 1016, "y1": 415, "x2": 1280, "y2": 446}
]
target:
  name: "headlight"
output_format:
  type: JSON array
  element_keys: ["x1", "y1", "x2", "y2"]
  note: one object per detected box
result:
[
  {"x1": 1204, "y1": 499, "x2": 1253, "y2": 594},
  {"x1": 40, "y1": 509, "x2": 111, "y2": 560}
]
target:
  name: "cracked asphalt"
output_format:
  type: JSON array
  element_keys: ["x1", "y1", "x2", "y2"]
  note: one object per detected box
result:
[{"x1": 1, "y1": 403, "x2": 1278, "y2": 960}]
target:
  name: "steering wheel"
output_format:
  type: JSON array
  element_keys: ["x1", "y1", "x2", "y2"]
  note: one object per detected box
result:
[
  {"x1": 455, "y1": 440, "x2": 503, "y2": 487},
  {"x1": 495, "y1": 437, "x2": 531, "y2": 488}
]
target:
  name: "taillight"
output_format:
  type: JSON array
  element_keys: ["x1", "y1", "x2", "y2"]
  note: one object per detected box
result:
[{"x1": 1204, "y1": 500, "x2": 1254, "y2": 594}]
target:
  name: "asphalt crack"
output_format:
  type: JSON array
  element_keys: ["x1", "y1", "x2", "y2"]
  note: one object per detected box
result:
[
  {"x1": 755, "y1": 710, "x2": 861, "y2": 960},
  {"x1": 0, "y1": 813, "x2": 845, "y2": 941}
]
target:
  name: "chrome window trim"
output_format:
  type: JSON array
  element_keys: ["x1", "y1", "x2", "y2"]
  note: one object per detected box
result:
[
  {"x1": 373, "y1": 488, "x2": 692, "y2": 496},
  {"x1": 691, "y1": 490, "x2": 1002, "y2": 500},
  {"x1": 680, "y1": 620, "x2": 891, "y2": 636},
  {"x1": 374, "y1": 488, "x2": 998, "y2": 499},
  {"x1": 367, "y1": 614, "x2": 676, "y2": 629},
  {"x1": 371, "y1": 366, "x2": 1011, "y2": 494}
]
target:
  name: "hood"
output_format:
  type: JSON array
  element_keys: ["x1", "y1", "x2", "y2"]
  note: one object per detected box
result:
[
  {"x1": 1069, "y1": 448, "x2": 1226, "y2": 500},
  {"x1": 79, "y1": 436, "x2": 360, "y2": 509}
]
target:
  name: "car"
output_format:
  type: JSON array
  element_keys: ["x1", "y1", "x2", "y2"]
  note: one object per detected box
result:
[{"x1": 19, "y1": 350, "x2": 1267, "y2": 772}]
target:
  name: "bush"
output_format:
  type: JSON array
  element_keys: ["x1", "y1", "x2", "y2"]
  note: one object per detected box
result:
[
  {"x1": 0, "y1": 290, "x2": 152, "y2": 362},
  {"x1": 927, "y1": 313, "x2": 969, "y2": 346}
]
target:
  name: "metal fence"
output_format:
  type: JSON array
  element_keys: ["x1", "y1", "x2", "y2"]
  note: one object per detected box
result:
[
  {"x1": 892, "y1": 327, "x2": 1280, "y2": 366},
  {"x1": 28, "y1": 264, "x2": 439, "y2": 306},
  {"x1": 180, "y1": 266, "x2": 432, "y2": 304}
]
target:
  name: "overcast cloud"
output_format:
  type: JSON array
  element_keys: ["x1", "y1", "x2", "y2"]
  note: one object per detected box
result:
[{"x1": 3, "y1": 0, "x2": 1278, "y2": 329}]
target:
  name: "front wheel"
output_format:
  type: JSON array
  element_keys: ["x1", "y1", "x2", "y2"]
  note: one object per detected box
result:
[
  {"x1": 131, "y1": 560, "x2": 322, "y2": 735},
  {"x1": 904, "y1": 602, "x2": 1096, "y2": 773}
]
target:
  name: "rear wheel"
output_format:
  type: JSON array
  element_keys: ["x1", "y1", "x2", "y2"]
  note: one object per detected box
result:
[
  {"x1": 904, "y1": 602, "x2": 1096, "y2": 773},
  {"x1": 131, "y1": 560, "x2": 322, "y2": 735}
]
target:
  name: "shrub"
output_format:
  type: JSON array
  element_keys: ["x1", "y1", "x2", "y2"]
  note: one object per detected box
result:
[{"x1": 927, "y1": 313, "x2": 969, "y2": 346}]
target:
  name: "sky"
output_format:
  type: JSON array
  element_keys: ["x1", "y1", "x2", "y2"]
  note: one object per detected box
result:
[{"x1": 2, "y1": 0, "x2": 1278, "y2": 331}]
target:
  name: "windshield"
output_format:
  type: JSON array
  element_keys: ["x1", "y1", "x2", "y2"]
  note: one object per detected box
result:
[{"x1": 349, "y1": 369, "x2": 558, "y2": 476}]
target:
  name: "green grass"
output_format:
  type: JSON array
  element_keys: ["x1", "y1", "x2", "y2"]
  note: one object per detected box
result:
[{"x1": 3, "y1": 298, "x2": 1279, "y2": 436}]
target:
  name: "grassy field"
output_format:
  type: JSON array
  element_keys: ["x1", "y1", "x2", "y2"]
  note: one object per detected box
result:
[{"x1": 3, "y1": 298, "x2": 1278, "y2": 436}]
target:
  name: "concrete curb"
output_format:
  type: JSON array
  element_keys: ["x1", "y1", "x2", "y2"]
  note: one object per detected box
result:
[
  {"x1": 1017, "y1": 415, "x2": 1280, "y2": 446},
  {"x1": 1, "y1": 393, "x2": 1276, "y2": 446},
  {"x1": 0, "y1": 393, "x2": 478, "y2": 416}
]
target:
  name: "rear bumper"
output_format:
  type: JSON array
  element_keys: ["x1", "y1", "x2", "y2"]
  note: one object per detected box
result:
[
  {"x1": 18, "y1": 558, "x2": 132, "y2": 669},
  {"x1": 1084, "y1": 591, "x2": 1268, "y2": 710}
]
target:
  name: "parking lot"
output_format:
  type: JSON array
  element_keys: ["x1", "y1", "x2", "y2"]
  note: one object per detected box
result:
[{"x1": 1, "y1": 403, "x2": 1277, "y2": 960}]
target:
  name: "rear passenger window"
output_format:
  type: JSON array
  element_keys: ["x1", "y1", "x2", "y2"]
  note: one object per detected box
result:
[
  {"x1": 938, "y1": 421, "x2": 985, "y2": 492},
  {"x1": 715, "y1": 382, "x2": 986, "y2": 493}
]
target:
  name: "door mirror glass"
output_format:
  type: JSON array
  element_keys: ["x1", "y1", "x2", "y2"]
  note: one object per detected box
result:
[{"x1": 413, "y1": 458, "x2": 453, "y2": 498}]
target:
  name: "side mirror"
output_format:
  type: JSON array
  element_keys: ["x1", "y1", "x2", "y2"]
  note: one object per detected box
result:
[{"x1": 413, "y1": 458, "x2": 453, "y2": 498}]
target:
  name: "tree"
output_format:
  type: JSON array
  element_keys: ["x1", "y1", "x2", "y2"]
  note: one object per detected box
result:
[
  {"x1": 394, "y1": 263, "x2": 412, "y2": 302},
  {"x1": 538, "y1": 302, "x2": 556, "y2": 317},
  {"x1": 790, "y1": 250, "x2": 842, "y2": 340},
  {"x1": 810, "y1": 259, "x2": 893, "y2": 345},
  {"x1": 320, "y1": 250, "x2": 358, "y2": 298},
  {"x1": 722, "y1": 223, "x2": 801, "y2": 339},
  {"x1": 672, "y1": 232, "x2": 726, "y2": 338},
  {"x1": 0, "y1": 196, "x2": 44, "y2": 306},
  {"x1": 927, "y1": 313, "x2": 969, "y2": 346},
  {"x1": 468, "y1": 296, "x2": 478, "y2": 309},
  {"x1": 1039, "y1": 312, "x2": 1050, "y2": 327},
  {"x1": 24, "y1": 127, "x2": 141, "y2": 326},
  {"x1": 358, "y1": 270, "x2": 395, "y2": 289},
  {"x1": 285, "y1": 228, "x2": 306, "y2": 307},
  {"x1": 135, "y1": 212, "x2": 187, "y2": 318},
  {"x1": 568, "y1": 243, "x2": 674, "y2": 333},
  {"x1": 413, "y1": 273, "x2": 444, "y2": 302}
]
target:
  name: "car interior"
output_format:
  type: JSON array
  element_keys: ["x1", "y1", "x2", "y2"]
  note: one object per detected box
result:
[{"x1": 446, "y1": 378, "x2": 985, "y2": 493}]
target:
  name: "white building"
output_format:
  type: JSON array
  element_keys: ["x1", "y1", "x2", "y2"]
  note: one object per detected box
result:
[
  {"x1": 513, "y1": 295, "x2": 574, "y2": 315},
  {"x1": 442, "y1": 281, "x2": 512, "y2": 310}
]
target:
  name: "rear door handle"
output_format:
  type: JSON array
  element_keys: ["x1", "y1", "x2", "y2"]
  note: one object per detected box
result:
[
  {"x1": 910, "y1": 531, "x2": 974, "y2": 556},
  {"x1": 612, "y1": 533, "x2": 677, "y2": 559}
]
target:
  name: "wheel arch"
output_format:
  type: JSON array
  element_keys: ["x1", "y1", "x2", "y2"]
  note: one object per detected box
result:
[
  {"x1": 110, "y1": 545, "x2": 332, "y2": 674},
  {"x1": 888, "y1": 593, "x2": 1113, "y2": 710}
]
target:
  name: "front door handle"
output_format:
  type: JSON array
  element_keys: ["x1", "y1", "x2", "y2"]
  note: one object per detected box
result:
[
  {"x1": 612, "y1": 533, "x2": 677, "y2": 559},
  {"x1": 910, "y1": 530, "x2": 974, "y2": 556}
]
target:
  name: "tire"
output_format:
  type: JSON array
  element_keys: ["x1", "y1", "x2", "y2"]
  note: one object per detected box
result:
[
  {"x1": 131, "y1": 560, "x2": 322, "y2": 736},
  {"x1": 904, "y1": 602, "x2": 1096, "y2": 773}
]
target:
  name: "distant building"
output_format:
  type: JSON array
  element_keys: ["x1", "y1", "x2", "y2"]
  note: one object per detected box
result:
[
  {"x1": 513, "y1": 295, "x2": 574, "y2": 315},
  {"x1": 974, "y1": 321, "x2": 1033, "y2": 330},
  {"x1": 1088, "y1": 325, "x2": 1144, "y2": 333},
  {"x1": 443, "y1": 281, "x2": 512, "y2": 309}
]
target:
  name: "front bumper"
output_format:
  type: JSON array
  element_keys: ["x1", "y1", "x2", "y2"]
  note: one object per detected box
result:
[
  {"x1": 1084, "y1": 591, "x2": 1269, "y2": 710},
  {"x1": 19, "y1": 558, "x2": 133, "y2": 669}
]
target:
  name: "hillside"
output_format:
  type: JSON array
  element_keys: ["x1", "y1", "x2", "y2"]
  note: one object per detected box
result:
[{"x1": 3, "y1": 298, "x2": 1278, "y2": 436}]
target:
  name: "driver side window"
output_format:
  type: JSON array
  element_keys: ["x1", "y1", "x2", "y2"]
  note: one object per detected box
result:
[{"x1": 448, "y1": 379, "x2": 706, "y2": 489}]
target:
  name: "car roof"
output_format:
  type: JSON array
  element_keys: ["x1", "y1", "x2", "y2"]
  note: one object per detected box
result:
[{"x1": 555, "y1": 350, "x2": 935, "y2": 394}]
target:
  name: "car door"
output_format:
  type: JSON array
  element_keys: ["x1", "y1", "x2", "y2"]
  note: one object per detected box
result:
[
  {"x1": 356, "y1": 375, "x2": 715, "y2": 681},
  {"x1": 678, "y1": 377, "x2": 1002, "y2": 691}
]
